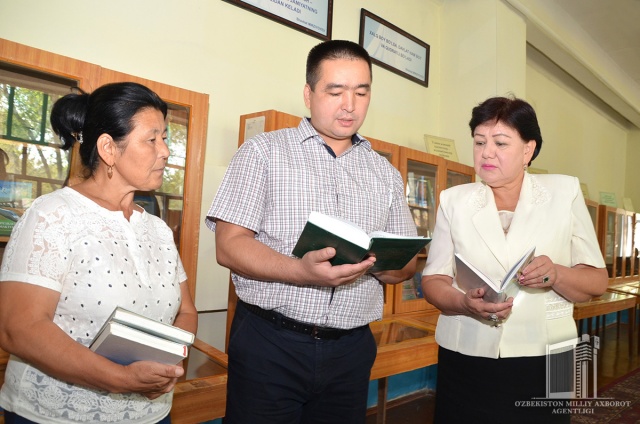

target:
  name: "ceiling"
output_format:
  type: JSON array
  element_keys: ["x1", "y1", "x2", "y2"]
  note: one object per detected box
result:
[{"x1": 553, "y1": 0, "x2": 640, "y2": 101}]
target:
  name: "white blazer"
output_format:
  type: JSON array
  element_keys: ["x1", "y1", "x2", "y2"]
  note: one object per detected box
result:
[{"x1": 423, "y1": 173, "x2": 605, "y2": 358}]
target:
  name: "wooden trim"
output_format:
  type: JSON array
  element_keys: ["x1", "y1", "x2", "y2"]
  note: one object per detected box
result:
[
  {"x1": 172, "y1": 338, "x2": 228, "y2": 423},
  {"x1": 237, "y1": 109, "x2": 301, "y2": 146},
  {"x1": 0, "y1": 38, "x2": 100, "y2": 91},
  {"x1": 0, "y1": 39, "x2": 100, "y2": 186},
  {"x1": 0, "y1": 40, "x2": 209, "y2": 300}
]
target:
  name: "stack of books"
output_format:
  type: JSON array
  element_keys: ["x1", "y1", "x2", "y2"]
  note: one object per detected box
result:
[{"x1": 89, "y1": 307, "x2": 195, "y2": 365}]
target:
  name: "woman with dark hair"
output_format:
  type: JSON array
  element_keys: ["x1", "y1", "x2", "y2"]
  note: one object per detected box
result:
[
  {"x1": 421, "y1": 96, "x2": 607, "y2": 423},
  {"x1": 0, "y1": 82, "x2": 197, "y2": 424}
]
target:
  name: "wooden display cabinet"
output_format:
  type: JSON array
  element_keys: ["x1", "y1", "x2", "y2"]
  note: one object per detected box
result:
[
  {"x1": 393, "y1": 147, "x2": 475, "y2": 316},
  {"x1": 585, "y1": 199, "x2": 600, "y2": 232},
  {"x1": 170, "y1": 340, "x2": 228, "y2": 423},
  {"x1": 622, "y1": 210, "x2": 637, "y2": 279},
  {"x1": 238, "y1": 109, "x2": 302, "y2": 144},
  {"x1": 598, "y1": 205, "x2": 637, "y2": 283},
  {"x1": 635, "y1": 213, "x2": 640, "y2": 276}
]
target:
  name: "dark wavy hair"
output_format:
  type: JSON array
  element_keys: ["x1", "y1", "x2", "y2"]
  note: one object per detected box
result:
[
  {"x1": 469, "y1": 96, "x2": 543, "y2": 165},
  {"x1": 306, "y1": 40, "x2": 372, "y2": 90},
  {"x1": 50, "y1": 82, "x2": 168, "y2": 177}
]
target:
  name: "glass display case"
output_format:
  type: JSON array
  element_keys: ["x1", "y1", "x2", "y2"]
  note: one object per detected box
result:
[
  {"x1": 623, "y1": 211, "x2": 635, "y2": 278},
  {"x1": 635, "y1": 213, "x2": 640, "y2": 275},
  {"x1": 393, "y1": 147, "x2": 475, "y2": 316},
  {"x1": 598, "y1": 205, "x2": 637, "y2": 283},
  {"x1": 585, "y1": 199, "x2": 599, "y2": 231}
]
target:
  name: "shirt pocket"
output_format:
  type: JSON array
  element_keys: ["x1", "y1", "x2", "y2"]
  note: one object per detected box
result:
[{"x1": 337, "y1": 177, "x2": 391, "y2": 233}]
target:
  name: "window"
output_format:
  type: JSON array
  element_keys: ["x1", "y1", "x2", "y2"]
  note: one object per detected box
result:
[
  {"x1": 0, "y1": 64, "x2": 78, "y2": 235},
  {"x1": 0, "y1": 40, "x2": 208, "y2": 300}
]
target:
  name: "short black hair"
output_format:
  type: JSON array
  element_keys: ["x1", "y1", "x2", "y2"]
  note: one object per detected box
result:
[
  {"x1": 469, "y1": 96, "x2": 543, "y2": 165},
  {"x1": 50, "y1": 82, "x2": 167, "y2": 176},
  {"x1": 306, "y1": 40, "x2": 372, "y2": 90}
]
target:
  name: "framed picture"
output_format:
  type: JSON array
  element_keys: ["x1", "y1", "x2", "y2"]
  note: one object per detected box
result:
[
  {"x1": 224, "y1": 0, "x2": 332, "y2": 40},
  {"x1": 359, "y1": 9, "x2": 430, "y2": 87}
]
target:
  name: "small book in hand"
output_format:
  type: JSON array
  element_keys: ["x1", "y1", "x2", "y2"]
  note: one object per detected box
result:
[
  {"x1": 292, "y1": 211, "x2": 430, "y2": 272},
  {"x1": 89, "y1": 307, "x2": 194, "y2": 365},
  {"x1": 454, "y1": 246, "x2": 536, "y2": 303}
]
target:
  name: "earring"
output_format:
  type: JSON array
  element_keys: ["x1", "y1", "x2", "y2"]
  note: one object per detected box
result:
[
  {"x1": 107, "y1": 165, "x2": 113, "y2": 179},
  {"x1": 523, "y1": 164, "x2": 528, "y2": 172}
]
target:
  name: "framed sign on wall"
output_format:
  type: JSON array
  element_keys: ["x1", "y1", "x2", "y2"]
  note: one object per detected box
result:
[
  {"x1": 224, "y1": 0, "x2": 333, "y2": 40},
  {"x1": 359, "y1": 9, "x2": 430, "y2": 87}
]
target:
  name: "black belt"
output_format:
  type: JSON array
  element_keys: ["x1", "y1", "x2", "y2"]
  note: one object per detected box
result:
[{"x1": 238, "y1": 300, "x2": 363, "y2": 340}]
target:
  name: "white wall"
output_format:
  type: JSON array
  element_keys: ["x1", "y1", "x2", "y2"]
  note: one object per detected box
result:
[
  {"x1": 440, "y1": 0, "x2": 527, "y2": 166},
  {"x1": 526, "y1": 46, "x2": 631, "y2": 204},
  {"x1": 1, "y1": 0, "x2": 638, "y2": 350}
]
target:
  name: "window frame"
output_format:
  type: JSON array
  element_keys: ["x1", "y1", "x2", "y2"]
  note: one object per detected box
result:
[{"x1": 0, "y1": 38, "x2": 208, "y2": 300}]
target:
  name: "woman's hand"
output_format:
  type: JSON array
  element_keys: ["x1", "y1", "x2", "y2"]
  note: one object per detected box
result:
[
  {"x1": 519, "y1": 256, "x2": 608, "y2": 302},
  {"x1": 122, "y1": 361, "x2": 184, "y2": 399},
  {"x1": 422, "y1": 275, "x2": 513, "y2": 323},
  {"x1": 518, "y1": 254, "x2": 557, "y2": 289},
  {"x1": 463, "y1": 288, "x2": 514, "y2": 322}
]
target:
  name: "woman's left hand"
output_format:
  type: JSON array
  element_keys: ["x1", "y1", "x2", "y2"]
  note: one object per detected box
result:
[{"x1": 518, "y1": 255, "x2": 557, "y2": 289}]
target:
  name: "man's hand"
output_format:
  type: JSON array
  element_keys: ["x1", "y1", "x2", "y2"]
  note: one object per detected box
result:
[{"x1": 296, "y1": 247, "x2": 376, "y2": 287}]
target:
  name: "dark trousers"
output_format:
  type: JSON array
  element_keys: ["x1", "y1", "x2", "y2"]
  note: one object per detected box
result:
[
  {"x1": 3, "y1": 410, "x2": 171, "y2": 423},
  {"x1": 434, "y1": 347, "x2": 570, "y2": 424},
  {"x1": 224, "y1": 302, "x2": 377, "y2": 424}
]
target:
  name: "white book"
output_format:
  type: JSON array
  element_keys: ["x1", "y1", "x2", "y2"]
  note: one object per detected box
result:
[
  {"x1": 454, "y1": 247, "x2": 536, "y2": 303},
  {"x1": 90, "y1": 321, "x2": 188, "y2": 365},
  {"x1": 105, "y1": 306, "x2": 194, "y2": 345}
]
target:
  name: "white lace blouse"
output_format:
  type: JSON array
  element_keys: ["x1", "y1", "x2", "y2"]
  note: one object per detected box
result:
[{"x1": 0, "y1": 187, "x2": 187, "y2": 423}]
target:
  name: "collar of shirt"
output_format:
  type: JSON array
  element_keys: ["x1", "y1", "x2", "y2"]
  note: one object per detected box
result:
[{"x1": 298, "y1": 117, "x2": 372, "y2": 157}]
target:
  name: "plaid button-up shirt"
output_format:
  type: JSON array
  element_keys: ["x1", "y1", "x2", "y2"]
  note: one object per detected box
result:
[{"x1": 207, "y1": 118, "x2": 416, "y2": 329}]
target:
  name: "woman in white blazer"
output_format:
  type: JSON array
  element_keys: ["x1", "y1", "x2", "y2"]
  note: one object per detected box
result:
[{"x1": 422, "y1": 96, "x2": 608, "y2": 424}]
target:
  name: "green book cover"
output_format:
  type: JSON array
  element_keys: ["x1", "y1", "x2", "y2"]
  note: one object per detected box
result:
[
  {"x1": 292, "y1": 212, "x2": 430, "y2": 272},
  {"x1": 367, "y1": 237, "x2": 431, "y2": 272}
]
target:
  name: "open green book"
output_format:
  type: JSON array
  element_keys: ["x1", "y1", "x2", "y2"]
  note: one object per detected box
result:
[
  {"x1": 292, "y1": 211, "x2": 430, "y2": 272},
  {"x1": 454, "y1": 246, "x2": 536, "y2": 303}
]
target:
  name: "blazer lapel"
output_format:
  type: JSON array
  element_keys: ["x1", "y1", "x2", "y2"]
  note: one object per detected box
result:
[
  {"x1": 469, "y1": 174, "x2": 552, "y2": 273},
  {"x1": 506, "y1": 173, "x2": 551, "y2": 261},
  {"x1": 471, "y1": 183, "x2": 510, "y2": 273}
]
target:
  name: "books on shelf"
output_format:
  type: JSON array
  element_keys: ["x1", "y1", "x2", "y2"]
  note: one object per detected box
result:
[
  {"x1": 454, "y1": 247, "x2": 536, "y2": 303},
  {"x1": 406, "y1": 173, "x2": 434, "y2": 208},
  {"x1": 292, "y1": 211, "x2": 430, "y2": 272},
  {"x1": 89, "y1": 307, "x2": 194, "y2": 365}
]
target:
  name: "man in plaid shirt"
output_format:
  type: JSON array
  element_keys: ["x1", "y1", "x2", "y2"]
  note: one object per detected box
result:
[{"x1": 207, "y1": 39, "x2": 417, "y2": 424}]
